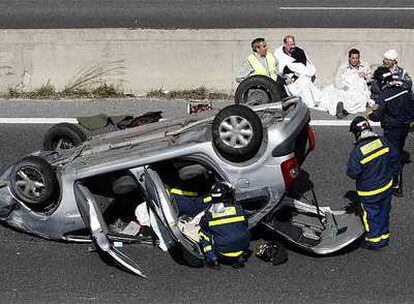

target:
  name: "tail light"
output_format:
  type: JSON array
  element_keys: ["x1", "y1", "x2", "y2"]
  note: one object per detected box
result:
[
  {"x1": 306, "y1": 124, "x2": 316, "y2": 151},
  {"x1": 281, "y1": 156, "x2": 300, "y2": 191}
]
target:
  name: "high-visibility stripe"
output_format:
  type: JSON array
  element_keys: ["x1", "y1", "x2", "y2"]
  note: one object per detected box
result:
[
  {"x1": 203, "y1": 196, "x2": 212, "y2": 203},
  {"x1": 361, "y1": 205, "x2": 370, "y2": 232},
  {"x1": 170, "y1": 188, "x2": 198, "y2": 197},
  {"x1": 203, "y1": 245, "x2": 212, "y2": 252},
  {"x1": 365, "y1": 234, "x2": 390, "y2": 243},
  {"x1": 211, "y1": 207, "x2": 237, "y2": 219},
  {"x1": 384, "y1": 90, "x2": 408, "y2": 102},
  {"x1": 208, "y1": 216, "x2": 245, "y2": 227},
  {"x1": 199, "y1": 232, "x2": 210, "y2": 242},
  {"x1": 360, "y1": 139, "x2": 383, "y2": 155},
  {"x1": 357, "y1": 180, "x2": 393, "y2": 196},
  {"x1": 220, "y1": 251, "x2": 244, "y2": 258},
  {"x1": 360, "y1": 147, "x2": 389, "y2": 164}
]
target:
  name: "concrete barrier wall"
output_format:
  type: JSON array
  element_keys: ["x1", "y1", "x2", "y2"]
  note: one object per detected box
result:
[{"x1": 0, "y1": 28, "x2": 413, "y2": 94}]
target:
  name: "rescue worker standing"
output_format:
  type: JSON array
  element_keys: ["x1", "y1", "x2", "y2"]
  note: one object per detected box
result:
[
  {"x1": 235, "y1": 37, "x2": 279, "y2": 83},
  {"x1": 347, "y1": 116, "x2": 400, "y2": 250},
  {"x1": 369, "y1": 54, "x2": 414, "y2": 196},
  {"x1": 198, "y1": 182, "x2": 251, "y2": 268}
]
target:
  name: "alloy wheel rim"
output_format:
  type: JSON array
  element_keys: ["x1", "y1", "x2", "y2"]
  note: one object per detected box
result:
[
  {"x1": 219, "y1": 115, "x2": 253, "y2": 148},
  {"x1": 15, "y1": 166, "x2": 46, "y2": 200}
]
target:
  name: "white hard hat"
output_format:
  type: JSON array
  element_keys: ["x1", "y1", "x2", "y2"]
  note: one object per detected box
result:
[{"x1": 384, "y1": 49, "x2": 398, "y2": 60}]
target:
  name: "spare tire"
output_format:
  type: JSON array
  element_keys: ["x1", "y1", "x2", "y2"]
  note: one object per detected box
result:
[
  {"x1": 235, "y1": 75, "x2": 287, "y2": 106},
  {"x1": 43, "y1": 123, "x2": 87, "y2": 151},
  {"x1": 10, "y1": 156, "x2": 59, "y2": 210},
  {"x1": 212, "y1": 105, "x2": 263, "y2": 162}
]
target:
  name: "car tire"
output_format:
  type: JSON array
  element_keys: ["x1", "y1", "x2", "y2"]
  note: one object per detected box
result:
[
  {"x1": 43, "y1": 123, "x2": 87, "y2": 151},
  {"x1": 212, "y1": 105, "x2": 263, "y2": 162},
  {"x1": 10, "y1": 156, "x2": 59, "y2": 210},
  {"x1": 235, "y1": 75, "x2": 287, "y2": 106}
]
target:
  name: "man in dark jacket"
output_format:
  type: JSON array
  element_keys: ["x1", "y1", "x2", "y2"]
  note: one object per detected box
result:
[
  {"x1": 198, "y1": 181, "x2": 251, "y2": 268},
  {"x1": 369, "y1": 66, "x2": 414, "y2": 196},
  {"x1": 347, "y1": 116, "x2": 400, "y2": 250}
]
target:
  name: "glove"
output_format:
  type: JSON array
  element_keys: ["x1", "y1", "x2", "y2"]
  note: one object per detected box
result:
[
  {"x1": 205, "y1": 251, "x2": 218, "y2": 264},
  {"x1": 204, "y1": 252, "x2": 220, "y2": 269}
]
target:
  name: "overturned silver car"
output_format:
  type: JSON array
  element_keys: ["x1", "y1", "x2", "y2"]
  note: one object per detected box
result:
[{"x1": 0, "y1": 99, "x2": 364, "y2": 277}]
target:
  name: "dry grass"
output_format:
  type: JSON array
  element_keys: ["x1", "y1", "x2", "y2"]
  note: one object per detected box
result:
[
  {"x1": 6, "y1": 83, "x2": 129, "y2": 99},
  {"x1": 147, "y1": 87, "x2": 233, "y2": 100}
]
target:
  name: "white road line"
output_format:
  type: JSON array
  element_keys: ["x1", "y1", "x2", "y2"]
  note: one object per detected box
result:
[
  {"x1": 0, "y1": 118, "x2": 381, "y2": 126},
  {"x1": 0, "y1": 118, "x2": 78, "y2": 124},
  {"x1": 280, "y1": 7, "x2": 414, "y2": 11},
  {"x1": 311, "y1": 120, "x2": 380, "y2": 126}
]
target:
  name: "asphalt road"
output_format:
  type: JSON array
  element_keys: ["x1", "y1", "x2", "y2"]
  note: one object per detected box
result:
[
  {"x1": 0, "y1": 122, "x2": 413, "y2": 304},
  {"x1": 0, "y1": 0, "x2": 413, "y2": 29}
]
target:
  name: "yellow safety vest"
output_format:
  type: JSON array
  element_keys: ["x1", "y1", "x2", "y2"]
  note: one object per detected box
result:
[{"x1": 247, "y1": 53, "x2": 277, "y2": 81}]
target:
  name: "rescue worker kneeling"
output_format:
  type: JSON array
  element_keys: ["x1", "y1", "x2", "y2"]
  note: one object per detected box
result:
[
  {"x1": 198, "y1": 182, "x2": 251, "y2": 268},
  {"x1": 347, "y1": 117, "x2": 400, "y2": 250}
]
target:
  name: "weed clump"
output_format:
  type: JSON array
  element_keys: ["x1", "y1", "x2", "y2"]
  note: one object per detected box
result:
[
  {"x1": 147, "y1": 87, "x2": 232, "y2": 100},
  {"x1": 6, "y1": 82, "x2": 128, "y2": 99}
]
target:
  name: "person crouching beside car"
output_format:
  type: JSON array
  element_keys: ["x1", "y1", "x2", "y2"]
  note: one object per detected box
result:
[
  {"x1": 347, "y1": 116, "x2": 400, "y2": 250},
  {"x1": 198, "y1": 182, "x2": 251, "y2": 269}
]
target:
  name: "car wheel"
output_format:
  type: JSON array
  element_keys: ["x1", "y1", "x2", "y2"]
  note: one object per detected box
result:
[
  {"x1": 235, "y1": 75, "x2": 287, "y2": 106},
  {"x1": 10, "y1": 156, "x2": 59, "y2": 209},
  {"x1": 43, "y1": 123, "x2": 87, "y2": 151},
  {"x1": 212, "y1": 105, "x2": 263, "y2": 162}
]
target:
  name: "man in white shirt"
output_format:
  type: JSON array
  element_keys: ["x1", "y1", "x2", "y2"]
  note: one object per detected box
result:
[
  {"x1": 319, "y1": 48, "x2": 371, "y2": 118},
  {"x1": 274, "y1": 35, "x2": 319, "y2": 108}
]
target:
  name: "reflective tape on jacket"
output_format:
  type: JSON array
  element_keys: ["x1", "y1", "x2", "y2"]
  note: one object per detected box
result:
[
  {"x1": 247, "y1": 53, "x2": 277, "y2": 80},
  {"x1": 199, "y1": 232, "x2": 210, "y2": 242},
  {"x1": 357, "y1": 180, "x2": 393, "y2": 196},
  {"x1": 170, "y1": 188, "x2": 198, "y2": 197},
  {"x1": 360, "y1": 147, "x2": 389, "y2": 164},
  {"x1": 203, "y1": 196, "x2": 212, "y2": 203},
  {"x1": 211, "y1": 207, "x2": 237, "y2": 219},
  {"x1": 208, "y1": 216, "x2": 245, "y2": 227},
  {"x1": 203, "y1": 245, "x2": 212, "y2": 252}
]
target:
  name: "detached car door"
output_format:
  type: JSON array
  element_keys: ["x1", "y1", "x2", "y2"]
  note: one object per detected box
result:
[{"x1": 74, "y1": 182, "x2": 145, "y2": 277}]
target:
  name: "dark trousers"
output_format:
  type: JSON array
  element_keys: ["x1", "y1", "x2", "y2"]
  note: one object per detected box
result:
[
  {"x1": 360, "y1": 194, "x2": 392, "y2": 247},
  {"x1": 384, "y1": 125, "x2": 410, "y2": 170}
]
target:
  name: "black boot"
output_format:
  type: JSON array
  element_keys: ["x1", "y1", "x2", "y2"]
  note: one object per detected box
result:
[
  {"x1": 393, "y1": 172, "x2": 403, "y2": 197},
  {"x1": 402, "y1": 150, "x2": 411, "y2": 164},
  {"x1": 336, "y1": 102, "x2": 345, "y2": 119}
]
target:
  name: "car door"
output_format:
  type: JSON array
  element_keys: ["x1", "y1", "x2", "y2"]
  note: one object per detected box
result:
[
  {"x1": 74, "y1": 182, "x2": 146, "y2": 277},
  {"x1": 141, "y1": 167, "x2": 204, "y2": 265}
]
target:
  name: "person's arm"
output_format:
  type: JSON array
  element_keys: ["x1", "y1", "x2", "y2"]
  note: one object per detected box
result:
[
  {"x1": 303, "y1": 49, "x2": 316, "y2": 77},
  {"x1": 334, "y1": 65, "x2": 349, "y2": 90},
  {"x1": 347, "y1": 150, "x2": 363, "y2": 180},
  {"x1": 198, "y1": 215, "x2": 217, "y2": 263},
  {"x1": 235, "y1": 60, "x2": 254, "y2": 83},
  {"x1": 401, "y1": 69, "x2": 413, "y2": 90},
  {"x1": 370, "y1": 79, "x2": 382, "y2": 102},
  {"x1": 368, "y1": 100, "x2": 386, "y2": 122}
]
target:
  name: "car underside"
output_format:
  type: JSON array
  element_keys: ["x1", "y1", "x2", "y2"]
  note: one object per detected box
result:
[{"x1": 0, "y1": 99, "x2": 365, "y2": 277}]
